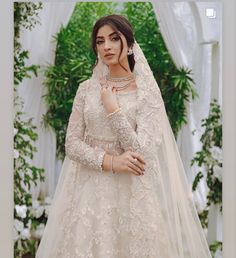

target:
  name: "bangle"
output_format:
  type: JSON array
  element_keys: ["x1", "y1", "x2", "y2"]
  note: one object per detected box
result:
[
  {"x1": 110, "y1": 155, "x2": 115, "y2": 174},
  {"x1": 106, "y1": 107, "x2": 121, "y2": 118}
]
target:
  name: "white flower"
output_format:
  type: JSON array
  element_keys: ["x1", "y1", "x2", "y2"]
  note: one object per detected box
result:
[
  {"x1": 13, "y1": 227, "x2": 20, "y2": 242},
  {"x1": 14, "y1": 219, "x2": 24, "y2": 232},
  {"x1": 15, "y1": 204, "x2": 27, "y2": 219},
  {"x1": 31, "y1": 223, "x2": 45, "y2": 239},
  {"x1": 31, "y1": 205, "x2": 44, "y2": 218},
  {"x1": 32, "y1": 200, "x2": 40, "y2": 209},
  {"x1": 20, "y1": 228, "x2": 30, "y2": 240},
  {"x1": 213, "y1": 165, "x2": 222, "y2": 182},
  {"x1": 14, "y1": 149, "x2": 20, "y2": 159},
  {"x1": 44, "y1": 205, "x2": 51, "y2": 217},
  {"x1": 14, "y1": 128, "x2": 18, "y2": 136},
  {"x1": 210, "y1": 146, "x2": 222, "y2": 163}
]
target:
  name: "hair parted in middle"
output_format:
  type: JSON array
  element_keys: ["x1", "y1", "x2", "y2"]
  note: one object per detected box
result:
[{"x1": 91, "y1": 14, "x2": 135, "y2": 72}]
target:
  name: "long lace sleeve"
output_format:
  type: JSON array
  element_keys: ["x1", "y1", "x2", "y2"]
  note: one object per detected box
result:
[
  {"x1": 106, "y1": 97, "x2": 163, "y2": 160},
  {"x1": 65, "y1": 81, "x2": 106, "y2": 172}
]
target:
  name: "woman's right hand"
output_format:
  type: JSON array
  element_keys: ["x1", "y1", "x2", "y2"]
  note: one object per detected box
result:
[{"x1": 113, "y1": 150, "x2": 146, "y2": 176}]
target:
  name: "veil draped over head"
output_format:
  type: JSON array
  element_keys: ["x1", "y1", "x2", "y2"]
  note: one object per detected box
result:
[{"x1": 92, "y1": 40, "x2": 212, "y2": 257}]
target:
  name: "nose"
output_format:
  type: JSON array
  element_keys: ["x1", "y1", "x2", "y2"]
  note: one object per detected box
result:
[{"x1": 103, "y1": 40, "x2": 111, "y2": 51}]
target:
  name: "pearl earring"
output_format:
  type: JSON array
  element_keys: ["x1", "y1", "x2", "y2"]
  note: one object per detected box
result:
[{"x1": 127, "y1": 48, "x2": 133, "y2": 55}]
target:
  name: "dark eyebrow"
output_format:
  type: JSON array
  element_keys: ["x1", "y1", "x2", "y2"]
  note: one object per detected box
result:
[{"x1": 96, "y1": 31, "x2": 119, "y2": 39}]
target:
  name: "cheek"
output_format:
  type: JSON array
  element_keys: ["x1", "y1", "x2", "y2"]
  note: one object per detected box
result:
[{"x1": 120, "y1": 46, "x2": 128, "y2": 59}]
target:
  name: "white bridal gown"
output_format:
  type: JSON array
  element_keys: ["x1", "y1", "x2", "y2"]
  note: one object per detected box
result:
[{"x1": 36, "y1": 76, "x2": 212, "y2": 258}]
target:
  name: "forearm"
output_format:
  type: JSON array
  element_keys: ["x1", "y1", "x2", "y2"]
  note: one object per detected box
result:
[{"x1": 106, "y1": 108, "x2": 146, "y2": 154}]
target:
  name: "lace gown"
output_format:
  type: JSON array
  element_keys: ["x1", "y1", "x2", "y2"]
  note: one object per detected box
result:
[{"x1": 36, "y1": 78, "x2": 204, "y2": 258}]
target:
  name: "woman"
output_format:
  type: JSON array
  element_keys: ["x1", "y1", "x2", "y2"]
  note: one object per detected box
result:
[{"x1": 36, "y1": 14, "x2": 212, "y2": 258}]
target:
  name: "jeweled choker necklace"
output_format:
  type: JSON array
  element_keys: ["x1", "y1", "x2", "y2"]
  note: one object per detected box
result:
[{"x1": 106, "y1": 73, "x2": 135, "y2": 82}]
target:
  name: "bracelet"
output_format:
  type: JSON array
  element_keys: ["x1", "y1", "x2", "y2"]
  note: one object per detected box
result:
[
  {"x1": 106, "y1": 107, "x2": 121, "y2": 118},
  {"x1": 110, "y1": 155, "x2": 115, "y2": 174}
]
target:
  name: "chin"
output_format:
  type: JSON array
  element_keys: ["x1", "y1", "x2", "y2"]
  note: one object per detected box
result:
[{"x1": 104, "y1": 60, "x2": 119, "y2": 66}]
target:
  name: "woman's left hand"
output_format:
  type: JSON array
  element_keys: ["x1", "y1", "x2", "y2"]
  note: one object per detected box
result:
[{"x1": 99, "y1": 77, "x2": 120, "y2": 114}]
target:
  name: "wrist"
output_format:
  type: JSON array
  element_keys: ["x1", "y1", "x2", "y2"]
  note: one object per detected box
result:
[
  {"x1": 106, "y1": 106, "x2": 121, "y2": 117},
  {"x1": 102, "y1": 153, "x2": 112, "y2": 172},
  {"x1": 107, "y1": 103, "x2": 119, "y2": 112}
]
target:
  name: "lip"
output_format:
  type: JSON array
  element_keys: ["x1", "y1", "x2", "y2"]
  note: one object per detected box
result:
[{"x1": 104, "y1": 53, "x2": 115, "y2": 57}]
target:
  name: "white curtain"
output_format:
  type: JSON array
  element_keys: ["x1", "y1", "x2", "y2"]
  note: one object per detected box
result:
[
  {"x1": 17, "y1": 2, "x2": 76, "y2": 199},
  {"x1": 152, "y1": 1, "x2": 222, "y2": 254}
]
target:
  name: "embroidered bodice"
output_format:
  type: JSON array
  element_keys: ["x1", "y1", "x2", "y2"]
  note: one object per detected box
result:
[{"x1": 65, "y1": 78, "x2": 138, "y2": 172}]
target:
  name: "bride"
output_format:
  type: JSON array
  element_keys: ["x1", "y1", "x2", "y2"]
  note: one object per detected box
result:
[{"x1": 36, "y1": 14, "x2": 212, "y2": 258}]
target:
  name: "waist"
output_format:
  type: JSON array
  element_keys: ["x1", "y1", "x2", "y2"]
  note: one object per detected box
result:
[{"x1": 84, "y1": 133, "x2": 123, "y2": 155}]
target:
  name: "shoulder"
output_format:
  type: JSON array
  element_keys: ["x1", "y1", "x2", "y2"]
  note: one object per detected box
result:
[{"x1": 76, "y1": 78, "x2": 92, "y2": 96}]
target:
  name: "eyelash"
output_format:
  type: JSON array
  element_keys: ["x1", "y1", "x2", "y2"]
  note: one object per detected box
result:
[{"x1": 96, "y1": 37, "x2": 120, "y2": 45}]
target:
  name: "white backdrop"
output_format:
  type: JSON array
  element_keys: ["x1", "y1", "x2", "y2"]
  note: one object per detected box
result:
[
  {"x1": 17, "y1": 2, "x2": 76, "y2": 199},
  {"x1": 17, "y1": 1, "x2": 222, "y2": 254},
  {"x1": 153, "y1": 2, "x2": 222, "y2": 250}
]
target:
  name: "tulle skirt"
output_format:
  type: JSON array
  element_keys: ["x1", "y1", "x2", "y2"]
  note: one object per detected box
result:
[{"x1": 36, "y1": 156, "x2": 175, "y2": 258}]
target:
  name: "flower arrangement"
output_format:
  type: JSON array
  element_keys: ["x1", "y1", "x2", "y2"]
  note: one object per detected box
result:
[
  {"x1": 14, "y1": 197, "x2": 51, "y2": 258},
  {"x1": 14, "y1": 105, "x2": 47, "y2": 257}
]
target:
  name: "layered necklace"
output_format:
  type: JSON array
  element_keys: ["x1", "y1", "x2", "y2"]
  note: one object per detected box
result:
[{"x1": 105, "y1": 73, "x2": 135, "y2": 91}]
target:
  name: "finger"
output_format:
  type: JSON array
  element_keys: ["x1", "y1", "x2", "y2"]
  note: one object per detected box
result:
[
  {"x1": 128, "y1": 162, "x2": 144, "y2": 175},
  {"x1": 127, "y1": 166, "x2": 140, "y2": 176},
  {"x1": 131, "y1": 152, "x2": 146, "y2": 165},
  {"x1": 129, "y1": 157, "x2": 145, "y2": 171}
]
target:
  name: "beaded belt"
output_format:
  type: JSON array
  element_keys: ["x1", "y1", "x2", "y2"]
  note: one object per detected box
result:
[{"x1": 84, "y1": 133, "x2": 123, "y2": 155}]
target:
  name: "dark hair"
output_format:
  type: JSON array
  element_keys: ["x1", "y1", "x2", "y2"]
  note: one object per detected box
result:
[{"x1": 91, "y1": 14, "x2": 135, "y2": 72}]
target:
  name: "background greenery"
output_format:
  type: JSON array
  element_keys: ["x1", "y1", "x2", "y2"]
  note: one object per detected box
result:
[
  {"x1": 14, "y1": 3, "x2": 47, "y2": 258},
  {"x1": 191, "y1": 99, "x2": 222, "y2": 255},
  {"x1": 43, "y1": 2, "x2": 197, "y2": 160}
]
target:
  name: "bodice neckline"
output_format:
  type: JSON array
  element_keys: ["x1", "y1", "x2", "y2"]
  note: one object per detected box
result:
[{"x1": 115, "y1": 89, "x2": 137, "y2": 96}]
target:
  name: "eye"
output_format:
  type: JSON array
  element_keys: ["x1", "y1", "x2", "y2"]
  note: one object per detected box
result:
[
  {"x1": 111, "y1": 36, "x2": 120, "y2": 41},
  {"x1": 96, "y1": 40, "x2": 103, "y2": 45}
]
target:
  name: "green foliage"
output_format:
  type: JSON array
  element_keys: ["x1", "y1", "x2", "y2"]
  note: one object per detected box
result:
[
  {"x1": 14, "y1": 3, "x2": 46, "y2": 258},
  {"x1": 14, "y1": 98, "x2": 46, "y2": 258},
  {"x1": 44, "y1": 2, "x2": 196, "y2": 159},
  {"x1": 121, "y1": 2, "x2": 197, "y2": 136},
  {"x1": 14, "y1": 100, "x2": 45, "y2": 206},
  {"x1": 14, "y1": 2, "x2": 42, "y2": 86},
  {"x1": 191, "y1": 99, "x2": 222, "y2": 255},
  {"x1": 210, "y1": 240, "x2": 223, "y2": 256}
]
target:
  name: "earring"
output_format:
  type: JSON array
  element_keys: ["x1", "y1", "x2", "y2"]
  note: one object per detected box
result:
[
  {"x1": 127, "y1": 48, "x2": 133, "y2": 55},
  {"x1": 97, "y1": 54, "x2": 100, "y2": 59}
]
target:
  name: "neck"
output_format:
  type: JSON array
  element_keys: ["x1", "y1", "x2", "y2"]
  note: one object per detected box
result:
[{"x1": 108, "y1": 62, "x2": 132, "y2": 78}]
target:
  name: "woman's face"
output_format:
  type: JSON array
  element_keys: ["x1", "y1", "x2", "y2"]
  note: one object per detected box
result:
[{"x1": 95, "y1": 24, "x2": 129, "y2": 66}]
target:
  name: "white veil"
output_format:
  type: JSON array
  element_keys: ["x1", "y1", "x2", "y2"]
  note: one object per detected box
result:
[
  {"x1": 36, "y1": 40, "x2": 212, "y2": 258},
  {"x1": 92, "y1": 40, "x2": 212, "y2": 257}
]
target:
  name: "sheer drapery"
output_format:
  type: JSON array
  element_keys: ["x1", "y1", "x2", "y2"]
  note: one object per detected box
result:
[
  {"x1": 152, "y1": 1, "x2": 222, "y2": 250},
  {"x1": 17, "y1": 2, "x2": 76, "y2": 199}
]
